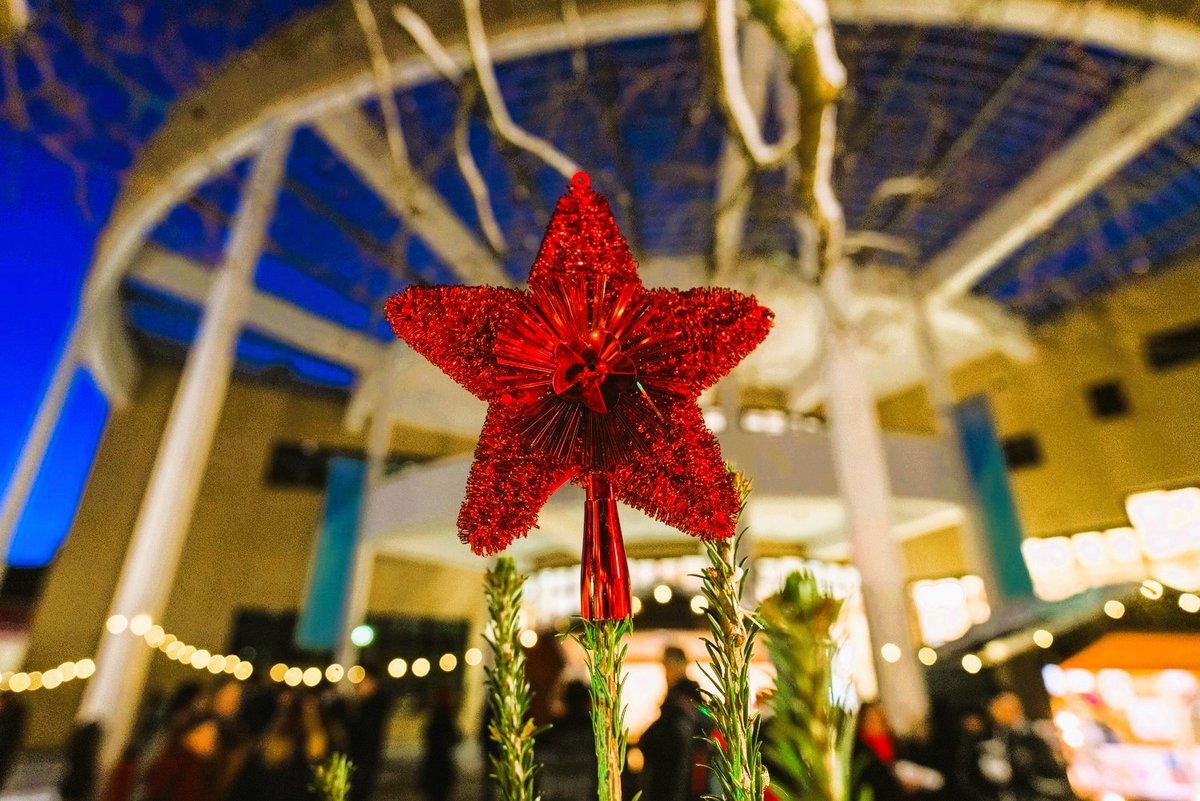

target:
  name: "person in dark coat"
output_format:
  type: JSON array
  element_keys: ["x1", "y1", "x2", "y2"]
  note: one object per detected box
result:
[
  {"x1": 141, "y1": 714, "x2": 220, "y2": 801},
  {"x1": 348, "y1": 667, "x2": 393, "y2": 801},
  {"x1": 59, "y1": 722, "x2": 102, "y2": 801},
  {"x1": 639, "y1": 680, "x2": 702, "y2": 801},
  {"x1": 537, "y1": 680, "x2": 598, "y2": 801},
  {"x1": 952, "y1": 708, "x2": 993, "y2": 800},
  {"x1": 0, "y1": 693, "x2": 27, "y2": 791},
  {"x1": 419, "y1": 690, "x2": 462, "y2": 801},
  {"x1": 228, "y1": 690, "x2": 328, "y2": 801},
  {"x1": 965, "y1": 691, "x2": 1075, "y2": 801}
]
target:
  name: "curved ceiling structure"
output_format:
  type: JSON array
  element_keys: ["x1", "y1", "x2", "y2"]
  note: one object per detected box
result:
[{"x1": 4, "y1": 1, "x2": 1199, "y2": 423}]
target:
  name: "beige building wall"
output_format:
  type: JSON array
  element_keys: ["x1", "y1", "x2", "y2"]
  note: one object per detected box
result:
[
  {"x1": 20, "y1": 361, "x2": 470, "y2": 749},
  {"x1": 880, "y1": 257, "x2": 1200, "y2": 540}
]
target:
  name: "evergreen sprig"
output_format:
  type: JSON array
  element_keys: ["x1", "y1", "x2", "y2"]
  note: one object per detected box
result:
[
  {"x1": 573, "y1": 617, "x2": 632, "y2": 801},
  {"x1": 311, "y1": 752, "x2": 354, "y2": 801},
  {"x1": 699, "y1": 470, "x2": 767, "y2": 801},
  {"x1": 759, "y1": 570, "x2": 858, "y2": 801},
  {"x1": 484, "y1": 557, "x2": 542, "y2": 801}
]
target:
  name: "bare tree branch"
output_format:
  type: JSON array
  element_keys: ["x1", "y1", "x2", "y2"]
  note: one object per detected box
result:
[
  {"x1": 462, "y1": 0, "x2": 581, "y2": 179},
  {"x1": 393, "y1": 4, "x2": 507, "y2": 254},
  {"x1": 349, "y1": 0, "x2": 418, "y2": 215}
]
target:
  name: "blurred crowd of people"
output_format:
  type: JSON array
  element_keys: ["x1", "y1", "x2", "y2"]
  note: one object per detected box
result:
[
  {"x1": 49, "y1": 668, "x2": 392, "y2": 801},
  {"x1": 467, "y1": 646, "x2": 1077, "y2": 801},
  {"x1": 2, "y1": 646, "x2": 1080, "y2": 801}
]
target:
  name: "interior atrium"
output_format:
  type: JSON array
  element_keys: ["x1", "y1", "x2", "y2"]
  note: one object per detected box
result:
[{"x1": 2, "y1": 1, "x2": 1200, "y2": 800}]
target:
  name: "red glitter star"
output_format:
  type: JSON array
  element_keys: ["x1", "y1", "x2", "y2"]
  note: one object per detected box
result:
[{"x1": 387, "y1": 173, "x2": 773, "y2": 619}]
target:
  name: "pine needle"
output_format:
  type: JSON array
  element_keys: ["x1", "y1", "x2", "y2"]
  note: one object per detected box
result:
[
  {"x1": 484, "y1": 557, "x2": 543, "y2": 801},
  {"x1": 571, "y1": 617, "x2": 632, "y2": 801},
  {"x1": 699, "y1": 469, "x2": 767, "y2": 801}
]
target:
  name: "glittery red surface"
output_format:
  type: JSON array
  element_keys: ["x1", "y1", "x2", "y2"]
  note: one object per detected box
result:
[{"x1": 386, "y1": 172, "x2": 773, "y2": 557}]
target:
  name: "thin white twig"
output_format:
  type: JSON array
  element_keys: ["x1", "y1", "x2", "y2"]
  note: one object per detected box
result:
[
  {"x1": 462, "y1": 0, "x2": 581, "y2": 179},
  {"x1": 394, "y1": 4, "x2": 507, "y2": 253},
  {"x1": 713, "y1": 0, "x2": 798, "y2": 168},
  {"x1": 349, "y1": 0, "x2": 416, "y2": 210},
  {"x1": 455, "y1": 86, "x2": 508, "y2": 253},
  {"x1": 393, "y1": 5, "x2": 463, "y2": 82}
]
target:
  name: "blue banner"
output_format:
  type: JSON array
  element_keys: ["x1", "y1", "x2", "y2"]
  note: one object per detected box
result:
[
  {"x1": 295, "y1": 456, "x2": 366, "y2": 650},
  {"x1": 954, "y1": 395, "x2": 1035, "y2": 601}
]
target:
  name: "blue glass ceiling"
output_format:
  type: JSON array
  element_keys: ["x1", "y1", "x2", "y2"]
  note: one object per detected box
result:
[{"x1": 4, "y1": 1, "x2": 1195, "y2": 397}]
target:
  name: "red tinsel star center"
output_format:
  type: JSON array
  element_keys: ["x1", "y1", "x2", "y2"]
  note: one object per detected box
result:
[{"x1": 551, "y1": 330, "x2": 636, "y2": 414}]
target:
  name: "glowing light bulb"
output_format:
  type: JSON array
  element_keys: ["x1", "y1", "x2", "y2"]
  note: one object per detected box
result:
[
  {"x1": 350, "y1": 624, "x2": 376, "y2": 648},
  {"x1": 412, "y1": 658, "x2": 431, "y2": 678},
  {"x1": 464, "y1": 648, "x2": 482, "y2": 667},
  {"x1": 190, "y1": 650, "x2": 211, "y2": 670},
  {"x1": 690, "y1": 596, "x2": 708, "y2": 615},
  {"x1": 962, "y1": 654, "x2": 983, "y2": 674},
  {"x1": 631, "y1": 597, "x2": 643, "y2": 615},
  {"x1": 1104, "y1": 600, "x2": 1126, "y2": 619},
  {"x1": 302, "y1": 667, "x2": 321, "y2": 687},
  {"x1": 75, "y1": 659, "x2": 95, "y2": 679},
  {"x1": 284, "y1": 667, "x2": 303, "y2": 687},
  {"x1": 520, "y1": 629, "x2": 538, "y2": 648},
  {"x1": 1033, "y1": 630, "x2": 1054, "y2": 648},
  {"x1": 106, "y1": 615, "x2": 128, "y2": 635},
  {"x1": 233, "y1": 662, "x2": 253, "y2": 681},
  {"x1": 653, "y1": 584, "x2": 673, "y2": 604},
  {"x1": 325, "y1": 664, "x2": 345, "y2": 683},
  {"x1": 918, "y1": 647, "x2": 937, "y2": 666},
  {"x1": 439, "y1": 653, "x2": 458, "y2": 672},
  {"x1": 388, "y1": 658, "x2": 408, "y2": 678},
  {"x1": 144, "y1": 625, "x2": 166, "y2": 647},
  {"x1": 59, "y1": 662, "x2": 78, "y2": 682},
  {"x1": 270, "y1": 663, "x2": 288, "y2": 682},
  {"x1": 347, "y1": 665, "x2": 366, "y2": 684},
  {"x1": 880, "y1": 643, "x2": 902, "y2": 663},
  {"x1": 1179, "y1": 593, "x2": 1200, "y2": 613},
  {"x1": 9, "y1": 673, "x2": 30, "y2": 693},
  {"x1": 129, "y1": 614, "x2": 152, "y2": 637}
]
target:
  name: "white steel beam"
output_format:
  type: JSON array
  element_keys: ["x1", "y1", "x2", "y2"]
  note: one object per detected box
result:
[
  {"x1": 313, "y1": 110, "x2": 512, "y2": 287},
  {"x1": 918, "y1": 65, "x2": 1200, "y2": 304},
  {"x1": 79, "y1": 124, "x2": 294, "y2": 768},
  {"x1": 129, "y1": 246, "x2": 385, "y2": 373}
]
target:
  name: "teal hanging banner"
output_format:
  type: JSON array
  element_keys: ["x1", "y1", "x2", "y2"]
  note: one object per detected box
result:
[
  {"x1": 296, "y1": 456, "x2": 366, "y2": 651},
  {"x1": 953, "y1": 395, "x2": 1035, "y2": 601}
]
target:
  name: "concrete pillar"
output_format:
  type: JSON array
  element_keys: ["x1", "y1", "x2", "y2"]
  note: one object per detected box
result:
[
  {"x1": 79, "y1": 123, "x2": 294, "y2": 766},
  {"x1": 822, "y1": 302, "x2": 930, "y2": 736}
]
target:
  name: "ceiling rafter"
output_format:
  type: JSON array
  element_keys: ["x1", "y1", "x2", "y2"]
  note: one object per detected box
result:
[
  {"x1": 313, "y1": 108, "x2": 512, "y2": 288},
  {"x1": 917, "y1": 64, "x2": 1200, "y2": 304}
]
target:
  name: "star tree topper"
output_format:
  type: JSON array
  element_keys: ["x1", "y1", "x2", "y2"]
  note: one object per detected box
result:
[{"x1": 387, "y1": 173, "x2": 773, "y2": 619}]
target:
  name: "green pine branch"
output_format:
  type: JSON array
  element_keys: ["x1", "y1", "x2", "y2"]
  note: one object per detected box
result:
[
  {"x1": 484, "y1": 557, "x2": 542, "y2": 801},
  {"x1": 311, "y1": 753, "x2": 354, "y2": 801},
  {"x1": 699, "y1": 470, "x2": 767, "y2": 801},
  {"x1": 759, "y1": 570, "x2": 858, "y2": 801},
  {"x1": 573, "y1": 617, "x2": 632, "y2": 801}
]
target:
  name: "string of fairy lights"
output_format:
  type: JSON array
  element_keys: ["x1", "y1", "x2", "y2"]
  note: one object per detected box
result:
[{"x1": 4, "y1": 575, "x2": 1196, "y2": 695}]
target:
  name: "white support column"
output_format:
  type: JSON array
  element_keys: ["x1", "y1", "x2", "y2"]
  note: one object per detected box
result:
[
  {"x1": 0, "y1": 323, "x2": 82, "y2": 591},
  {"x1": 334, "y1": 402, "x2": 391, "y2": 671},
  {"x1": 79, "y1": 123, "x2": 294, "y2": 766},
  {"x1": 821, "y1": 286, "x2": 930, "y2": 736},
  {"x1": 909, "y1": 291, "x2": 1003, "y2": 610}
]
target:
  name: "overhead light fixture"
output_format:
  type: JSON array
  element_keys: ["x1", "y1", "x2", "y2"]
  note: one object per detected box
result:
[
  {"x1": 739, "y1": 407, "x2": 788, "y2": 435},
  {"x1": 702, "y1": 407, "x2": 727, "y2": 433}
]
